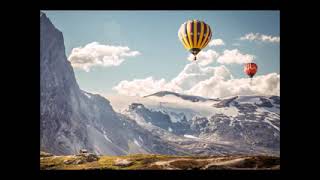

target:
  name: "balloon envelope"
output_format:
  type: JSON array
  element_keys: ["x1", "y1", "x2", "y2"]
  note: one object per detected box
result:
[
  {"x1": 178, "y1": 20, "x2": 212, "y2": 60},
  {"x1": 244, "y1": 63, "x2": 258, "y2": 78}
]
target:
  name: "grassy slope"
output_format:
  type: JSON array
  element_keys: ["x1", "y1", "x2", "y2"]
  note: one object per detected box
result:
[{"x1": 40, "y1": 153, "x2": 280, "y2": 170}]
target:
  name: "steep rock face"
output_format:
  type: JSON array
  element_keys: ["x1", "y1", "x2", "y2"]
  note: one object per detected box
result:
[
  {"x1": 40, "y1": 13, "x2": 190, "y2": 156},
  {"x1": 40, "y1": 12, "x2": 86, "y2": 154},
  {"x1": 40, "y1": 13, "x2": 147, "y2": 155}
]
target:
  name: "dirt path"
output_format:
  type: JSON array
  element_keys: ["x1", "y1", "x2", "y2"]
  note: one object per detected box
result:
[
  {"x1": 203, "y1": 157, "x2": 247, "y2": 169},
  {"x1": 150, "y1": 156, "x2": 240, "y2": 169}
]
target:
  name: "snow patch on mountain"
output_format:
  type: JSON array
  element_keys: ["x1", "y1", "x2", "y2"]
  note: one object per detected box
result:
[
  {"x1": 83, "y1": 91, "x2": 92, "y2": 99},
  {"x1": 184, "y1": 134, "x2": 199, "y2": 139},
  {"x1": 134, "y1": 139, "x2": 141, "y2": 147}
]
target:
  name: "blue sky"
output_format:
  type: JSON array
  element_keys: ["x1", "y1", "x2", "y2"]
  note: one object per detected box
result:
[{"x1": 43, "y1": 11, "x2": 279, "y2": 96}]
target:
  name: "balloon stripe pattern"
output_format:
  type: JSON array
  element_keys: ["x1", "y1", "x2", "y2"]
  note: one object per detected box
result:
[
  {"x1": 178, "y1": 23, "x2": 190, "y2": 49},
  {"x1": 187, "y1": 21, "x2": 193, "y2": 47},
  {"x1": 244, "y1": 63, "x2": 258, "y2": 78},
  {"x1": 196, "y1": 22, "x2": 204, "y2": 48},
  {"x1": 178, "y1": 20, "x2": 212, "y2": 57}
]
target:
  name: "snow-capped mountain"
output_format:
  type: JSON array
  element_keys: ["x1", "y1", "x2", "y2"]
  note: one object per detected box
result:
[
  {"x1": 119, "y1": 92, "x2": 280, "y2": 156},
  {"x1": 40, "y1": 12, "x2": 279, "y2": 157},
  {"x1": 144, "y1": 91, "x2": 219, "y2": 102}
]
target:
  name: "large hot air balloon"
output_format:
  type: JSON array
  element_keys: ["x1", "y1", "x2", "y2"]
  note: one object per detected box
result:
[{"x1": 178, "y1": 20, "x2": 212, "y2": 61}]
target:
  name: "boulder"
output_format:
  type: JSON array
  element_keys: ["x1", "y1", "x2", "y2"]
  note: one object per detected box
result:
[
  {"x1": 63, "y1": 153, "x2": 100, "y2": 165},
  {"x1": 40, "y1": 151, "x2": 53, "y2": 157},
  {"x1": 63, "y1": 159, "x2": 74, "y2": 165},
  {"x1": 114, "y1": 159, "x2": 134, "y2": 167},
  {"x1": 79, "y1": 149, "x2": 88, "y2": 153},
  {"x1": 83, "y1": 153, "x2": 100, "y2": 162}
]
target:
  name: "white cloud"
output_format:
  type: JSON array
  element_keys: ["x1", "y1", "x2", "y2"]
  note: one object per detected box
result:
[
  {"x1": 68, "y1": 42, "x2": 140, "y2": 72},
  {"x1": 113, "y1": 63, "x2": 226, "y2": 97},
  {"x1": 187, "y1": 49, "x2": 219, "y2": 66},
  {"x1": 208, "y1": 39, "x2": 225, "y2": 46},
  {"x1": 240, "y1": 33, "x2": 280, "y2": 43},
  {"x1": 171, "y1": 63, "x2": 231, "y2": 90},
  {"x1": 113, "y1": 62, "x2": 279, "y2": 98},
  {"x1": 187, "y1": 72, "x2": 280, "y2": 98},
  {"x1": 217, "y1": 49, "x2": 255, "y2": 64},
  {"x1": 213, "y1": 65, "x2": 233, "y2": 80},
  {"x1": 112, "y1": 77, "x2": 181, "y2": 97}
]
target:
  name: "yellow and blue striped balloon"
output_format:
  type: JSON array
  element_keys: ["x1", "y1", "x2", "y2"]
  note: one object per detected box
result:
[{"x1": 178, "y1": 20, "x2": 212, "y2": 61}]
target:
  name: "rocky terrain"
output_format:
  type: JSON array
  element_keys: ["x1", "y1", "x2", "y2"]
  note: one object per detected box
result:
[{"x1": 40, "y1": 151, "x2": 280, "y2": 170}]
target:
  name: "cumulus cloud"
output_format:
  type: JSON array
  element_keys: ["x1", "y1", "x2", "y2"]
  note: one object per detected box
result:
[
  {"x1": 208, "y1": 39, "x2": 225, "y2": 46},
  {"x1": 213, "y1": 65, "x2": 234, "y2": 80},
  {"x1": 112, "y1": 77, "x2": 181, "y2": 97},
  {"x1": 68, "y1": 42, "x2": 140, "y2": 72},
  {"x1": 240, "y1": 33, "x2": 280, "y2": 43},
  {"x1": 187, "y1": 49, "x2": 219, "y2": 66},
  {"x1": 187, "y1": 73, "x2": 280, "y2": 98},
  {"x1": 217, "y1": 49, "x2": 255, "y2": 64},
  {"x1": 112, "y1": 62, "x2": 280, "y2": 98},
  {"x1": 113, "y1": 63, "x2": 227, "y2": 97},
  {"x1": 171, "y1": 63, "x2": 232, "y2": 90}
]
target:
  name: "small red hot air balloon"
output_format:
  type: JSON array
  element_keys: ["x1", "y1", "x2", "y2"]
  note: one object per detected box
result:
[
  {"x1": 244, "y1": 63, "x2": 258, "y2": 84},
  {"x1": 244, "y1": 63, "x2": 258, "y2": 78}
]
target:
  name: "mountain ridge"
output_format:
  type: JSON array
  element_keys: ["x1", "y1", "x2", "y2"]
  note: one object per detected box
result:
[{"x1": 144, "y1": 90, "x2": 219, "y2": 102}]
